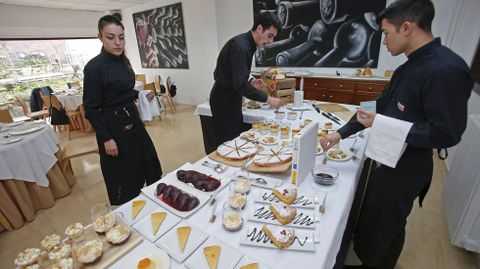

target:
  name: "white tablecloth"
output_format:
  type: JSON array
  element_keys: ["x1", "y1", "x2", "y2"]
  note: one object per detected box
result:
[
  {"x1": 56, "y1": 93, "x2": 83, "y2": 111},
  {"x1": 113, "y1": 101, "x2": 368, "y2": 269},
  {"x1": 0, "y1": 123, "x2": 58, "y2": 187}
]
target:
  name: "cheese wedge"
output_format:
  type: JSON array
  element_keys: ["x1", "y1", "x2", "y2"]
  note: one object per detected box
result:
[
  {"x1": 177, "y1": 226, "x2": 191, "y2": 252},
  {"x1": 240, "y1": 263, "x2": 259, "y2": 269},
  {"x1": 150, "y1": 212, "x2": 166, "y2": 236},
  {"x1": 132, "y1": 200, "x2": 146, "y2": 220},
  {"x1": 203, "y1": 245, "x2": 221, "y2": 269}
]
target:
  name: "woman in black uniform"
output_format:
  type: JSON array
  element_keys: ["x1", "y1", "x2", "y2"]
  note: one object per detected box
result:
[{"x1": 83, "y1": 15, "x2": 162, "y2": 205}]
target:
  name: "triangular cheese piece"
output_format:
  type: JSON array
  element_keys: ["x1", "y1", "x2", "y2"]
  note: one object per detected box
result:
[
  {"x1": 203, "y1": 245, "x2": 221, "y2": 269},
  {"x1": 150, "y1": 212, "x2": 166, "y2": 236},
  {"x1": 132, "y1": 200, "x2": 146, "y2": 220},
  {"x1": 177, "y1": 226, "x2": 191, "y2": 252},
  {"x1": 240, "y1": 263, "x2": 259, "y2": 269}
]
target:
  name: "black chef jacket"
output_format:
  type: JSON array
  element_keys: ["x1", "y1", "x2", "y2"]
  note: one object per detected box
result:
[{"x1": 210, "y1": 31, "x2": 268, "y2": 146}]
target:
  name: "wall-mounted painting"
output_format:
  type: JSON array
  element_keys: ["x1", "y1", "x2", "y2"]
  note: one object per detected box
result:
[
  {"x1": 133, "y1": 3, "x2": 188, "y2": 69},
  {"x1": 253, "y1": 0, "x2": 386, "y2": 68}
]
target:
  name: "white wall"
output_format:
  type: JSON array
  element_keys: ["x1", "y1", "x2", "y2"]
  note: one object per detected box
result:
[
  {"x1": 122, "y1": 0, "x2": 219, "y2": 105},
  {"x1": 0, "y1": 4, "x2": 102, "y2": 38}
]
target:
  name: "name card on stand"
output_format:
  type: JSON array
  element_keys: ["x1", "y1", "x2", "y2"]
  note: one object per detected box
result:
[{"x1": 291, "y1": 121, "x2": 318, "y2": 186}]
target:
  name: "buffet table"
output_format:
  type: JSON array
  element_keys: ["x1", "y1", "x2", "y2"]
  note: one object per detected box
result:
[
  {"x1": 0, "y1": 122, "x2": 75, "y2": 231},
  {"x1": 107, "y1": 101, "x2": 368, "y2": 269}
]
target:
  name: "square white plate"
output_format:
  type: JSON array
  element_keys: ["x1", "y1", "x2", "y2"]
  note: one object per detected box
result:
[
  {"x1": 109, "y1": 241, "x2": 170, "y2": 269},
  {"x1": 141, "y1": 163, "x2": 211, "y2": 218},
  {"x1": 240, "y1": 225, "x2": 318, "y2": 252},
  {"x1": 234, "y1": 255, "x2": 271, "y2": 269},
  {"x1": 254, "y1": 189, "x2": 320, "y2": 209},
  {"x1": 247, "y1": 204, "x2": 319, "y2": 229},
  {"x1": 133, "y1": 209, "x2": 182, "y2": 242},
  {"x1": 115, "y1": 194, "x2": 158, "y2": 226},
  {"x1": 155, "y1": 220, "x2": 208, "y2": 263},
  {"x1": 184, "y1": 236, "x2": 244, "y2": 269}
]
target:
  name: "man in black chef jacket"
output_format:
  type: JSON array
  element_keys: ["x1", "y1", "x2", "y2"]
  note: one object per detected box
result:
[
  {"x1": 210, "y1": 13, "x2": 283, "y2": 147},
  {"x1": 320, "y1": 0, "x2": 474, "y2": 268}
]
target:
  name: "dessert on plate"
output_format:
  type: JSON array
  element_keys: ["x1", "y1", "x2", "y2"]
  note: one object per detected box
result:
[
  {"x1": 41, "y1": 234, "x2": 62, "y2": 251},
  {"x1": 328, "y1": 149, "x2": 348, "y2": 160},
  {"x1": 48, "y1": 244, "x2": 72, "y2": 260},
  {"x1": 156, "y1": 183, "x2": 200, "y2": 211},
  {"x1": 14, "y1": 248, "x2": 42, "y2": 267},
  {"x1": 75, "y1": 239, "x2": 103, "y2": 264},
  {"x1": 132, "y1": 199, "x2": 146, "y2": 220},
  {"x1": 240, "y1": 263, "x2": 259, "y2": 269},
  {"x1": 261, "y1": 225, "x2": 295, "y2": 249},
  {"x1": 151, "y1": 212, "x2": 167, "y2": 236},
  {"x1": 92, "y1": 213, "x2": 116, "y2": 233},
  {"x1": 253, "y1": 146, "x2": 292, "y2": 167},
  {"x1": 269, "y1": 203, "x2": 297, "y2": 225},
  {"x1": 216, "y1": 139, "x2": 257, "y2": 160},
  {"x1": 203, "y1": 245, "x2": 221, "y2": 269},
  {"x1": 177, "y1": 226, "x2": 191, "y2": 252},
  {"x1": 64, "y1": 222, "x2": 84, "y2": 239},
  {"x1": 176, "y1": 170, "x2": 221, "y2": 192},
  {"x1": 272, "y1": 186, "x2": 297, "y2": 204},
  {"x1": 106, "y1": 224, "x2": 130, "y2": 244}
]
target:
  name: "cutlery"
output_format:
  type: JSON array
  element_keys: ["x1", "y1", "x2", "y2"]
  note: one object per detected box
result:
[
  {"x1": 319, "y1": 193, "x2": 328, "y2": 214},
  {"x1": 321, "y1": 112, "x2": 341, "y2": 125},
  {"x1": 251, "y1": 177, "x2": 268, "y2": 185},
  {"x1": 326, "y1": 112, "x2": 342, "y2": 122},
  {"x1": 202, "y1": 161, "x2": 225, "y2": 173},
  {"x1": 299, "y1": 110, "x2": 304, "y2": 120},
  {"x1": 349, "y1": 137, "x2": 358, "y2": 152},
  {"x1": 209, "y1": 198, "x2": 218, "y2": 223}
]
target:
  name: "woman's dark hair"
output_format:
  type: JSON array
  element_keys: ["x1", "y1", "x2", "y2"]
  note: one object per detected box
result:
[
  {"x1": 378, "y1": 0, "x2": 435, "y2": 32},
  {"x1": 98, "y1": 15, "x2": 134, "y2": 77},
  {"x1": 251, "y1": 12, "x2": 282, "y2": 32}
]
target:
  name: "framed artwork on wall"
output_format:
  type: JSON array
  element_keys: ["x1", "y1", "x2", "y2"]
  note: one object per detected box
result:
[
  {"x1": 253, "y1": 0, "x2": 386, "y2": 68},
  {"x1": 132, "y1": 2, "x2": 189, "y2": 69}
]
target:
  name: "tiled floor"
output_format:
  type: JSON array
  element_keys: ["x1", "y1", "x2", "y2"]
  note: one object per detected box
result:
[{"x1": 0, "y1": 104, "x2": 478, "y2": 268}]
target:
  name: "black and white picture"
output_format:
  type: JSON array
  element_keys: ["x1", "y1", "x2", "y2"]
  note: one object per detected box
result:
[
  {"x1": 133, "y1": 3, "x2": 188, "y2": 69},
  {"x1": 253, "y1": 0, "x2": 386, "y2": 68}
]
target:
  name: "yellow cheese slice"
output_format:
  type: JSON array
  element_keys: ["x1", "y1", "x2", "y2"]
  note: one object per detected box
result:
[
  {"x1": 150, "y1": 212, "x2": 166, "y2": 236},
  {"x1": 203, "y1": 245, "x2": 221, "y2": 269},
  {"x1": 240, "y1": 263, "x2": 259, "y2": 269},
  {"x1": 177, "y1": 226, "x2": 191, "y2": 252},
  {"x1": 132, "y1": 200, "x2": 146, "y2": 220}
]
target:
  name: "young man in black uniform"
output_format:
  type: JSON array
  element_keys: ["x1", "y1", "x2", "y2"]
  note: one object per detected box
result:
[
  {"x1": 210, "y1": 13, "x2": 283, "y2": 147},
  {"x1": 321, "y1": 0, "x2": 474, "y2": 268}
]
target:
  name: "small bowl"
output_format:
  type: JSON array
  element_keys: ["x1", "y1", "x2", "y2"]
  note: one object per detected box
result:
[
  {"x1": 274, "y1": 111, "x2": 285, "y2": 120},
  {"x1": 311, "y1": 166, "x2": 339, "y2": 185},
  {"x1": 287, "y1": 112, "x2": 297, "y2": 120},
  {"x1": 260, "y1": 103, "x2": 271, "y2": 110}
]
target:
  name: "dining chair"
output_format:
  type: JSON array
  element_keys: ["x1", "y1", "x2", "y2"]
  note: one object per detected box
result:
[
  {"x1": 135, "y1": 74, "x2": 147, "y2": 84},
  {"x1": 140, "y1": 82, "x2": 162, "y2": 123},
  {"x1": 40, "y1": 93, "x2": 80, "y2": 140},
  {"x1": 59, "y1": 137, "x2": 99, "y2": 175},
  {"x1": 15, "y1": 95, "x2": 48, "y2": 121},
  {"x1": 164, "y1": 76, "x2": 176, "y2": 113},
  {"x1": 0, "y1": 109, "x2": 14, "y2": 123}
]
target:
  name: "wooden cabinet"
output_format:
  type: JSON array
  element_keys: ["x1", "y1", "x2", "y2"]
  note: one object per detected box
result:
[{"x1": 293, "y1": 76, "x2": 389, "y2": 105}]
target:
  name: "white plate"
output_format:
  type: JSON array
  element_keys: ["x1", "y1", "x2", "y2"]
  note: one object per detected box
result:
[
  {"x1": 10, "y1": 125, "x2": 45, "y2": 136},
  {"x1": 123, "y1": 248, "x2": 170, "y2": 269},
  {"x1": 240, "y1": 225, "x2": 318, "y2": 252},
  {"x1": 141, "y1": 164, "x2": 211, "y2": 218},
  {"x1": 326, "y1": 148, "x2": 353, "y2": 162},
  {"x1": 5, "y1": 121, "x2": 25, "y2": 127},
  {"x1": 184, "y1": 236, "x2": 244, "y2": 269},
  {"x1": 259, "y1": 136, "x2": 278, "y2": 146},
  {"x1": 240, "y1": 131, "x2": 260, "y2": 141},
  {"x1": 254, "y1": 190, "x2": 319, "y2": 209},
  {"x1": 133, "y1": 209, "x2": 182, "y2": 242},
  {"x1": 155, "y1": 220, "x2": 209, "y2": 263},
  {"x1": 234, "y1": 255, "x2": 271, "y2": 269},
  {"x1": 247, "y1": 204, "x2": 319, "y2": 229},
  {"x1": 1, "y1": 138, "x2": 23, "y2": 144},
  {"x1": 115, "y1": 194, "x2": 158, "y2": 226}
]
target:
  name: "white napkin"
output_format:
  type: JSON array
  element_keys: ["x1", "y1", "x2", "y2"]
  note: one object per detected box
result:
[
  {"x1": 138, "y1": 90, "x2": 160, "y2": 121},
  {"x1": 365, "y1": 114, "x2": 413, "y2": 168}
]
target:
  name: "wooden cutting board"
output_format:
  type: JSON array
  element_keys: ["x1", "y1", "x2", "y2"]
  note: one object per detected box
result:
[
  {"x1": 246, "y1": 161, "x2": 292, "y2": 173},
  {"x1": 316, "y1": 103, "x2": 350, "y2": 113},
  {"x1": 37, "y1": 227, "x2": 143, "y2": 268},
  {"x1": 334, "y1": 110, "x2": 356, "y2": 122}
]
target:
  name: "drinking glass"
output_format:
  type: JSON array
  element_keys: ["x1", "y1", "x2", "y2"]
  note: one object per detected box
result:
[
  {"x1": 228, "y1": 184, "x2": 247, "y2": 209},
  {"x1": 222, "y1": 202, "x2": 243, "y2": 231}
]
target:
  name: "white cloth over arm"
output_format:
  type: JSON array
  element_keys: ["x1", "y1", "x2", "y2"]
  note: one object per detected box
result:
[
  {"x1": 365, "y1": 114, "x2": 414, "y2": 168},
  {"x1": 138, "y1": 90, "x2": 160, "y2": 121}
]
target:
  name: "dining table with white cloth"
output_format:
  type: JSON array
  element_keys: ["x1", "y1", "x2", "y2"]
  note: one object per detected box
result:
[
  {"x1": 110, "y1": 101, "x2": 369, "y2": 269},
  {"x1": 0, "y1": 122, "x2": 75, "y2": 231},
  {"x1": 56, "y1": 92, "x2": 83, "y2": 111}
]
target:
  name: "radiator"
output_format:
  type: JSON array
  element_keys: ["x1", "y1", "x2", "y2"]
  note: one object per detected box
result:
[{"x1": 443, "y1": 114, "x2": 480, "y2": 252}]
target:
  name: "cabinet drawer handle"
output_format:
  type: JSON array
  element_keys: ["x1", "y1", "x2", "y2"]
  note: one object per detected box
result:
[
  {"x1": 329, "y1": 95, "x2": 333, "y2": 99},
  {"x1": 340, "y1": 84, "x2": 343, "y2": 88},
  {"x1": 368, "y1": 87, "x2": 373, "y2": 90},
  {"x1": 314, "y1": 83, "x2": 318, "y2": 86},
  {"x1": 321, "y1": 94, "x2": 325, "y2": 97}
]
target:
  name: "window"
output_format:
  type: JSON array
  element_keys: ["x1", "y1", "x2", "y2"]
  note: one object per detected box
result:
[{"x1": 0, "y1": 38, "x2": 102, "y2": 106}]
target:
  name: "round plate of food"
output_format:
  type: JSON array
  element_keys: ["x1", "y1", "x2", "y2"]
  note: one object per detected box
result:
[
  {"x1": 241, "y1": 131, "x2": 260, "y2": 141},
  {"x1": 125, "y1": 249, "x2": 170, "y2": 269},
  {"x1": 259, "y1": 135, "x2": 278, "y2": 146},
  {"x1": 326, "y1": 148, "x2": 352, "y2": 161},
  {"x1": 316, "y1": 145, "x2": 324, "y2": 155}
]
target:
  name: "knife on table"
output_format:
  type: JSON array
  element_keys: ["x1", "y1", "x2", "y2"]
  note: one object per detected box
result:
[{"x1": 321, "y1": 112, "x2": 341, "y2": 125}]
